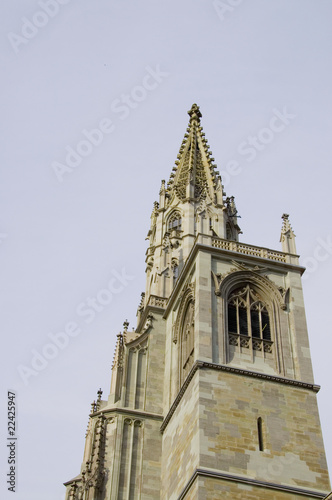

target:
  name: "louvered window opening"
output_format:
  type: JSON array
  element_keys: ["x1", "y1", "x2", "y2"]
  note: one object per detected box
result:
[{"x1": 227, "y1": 285, "x2": 272, "y2": 353}]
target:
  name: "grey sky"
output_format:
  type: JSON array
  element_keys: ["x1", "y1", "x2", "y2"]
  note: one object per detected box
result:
[{"x1": 1, "y1": 1, "x2": 332, "y2": 498}]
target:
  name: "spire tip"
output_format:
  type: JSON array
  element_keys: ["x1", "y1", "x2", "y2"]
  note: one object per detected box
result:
[{"x1": 188, "y1": 103, "x2": 202, "y2": 120}]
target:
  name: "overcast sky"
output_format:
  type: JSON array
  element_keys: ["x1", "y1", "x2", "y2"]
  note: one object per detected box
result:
[{"x1": 1, "y1": 1, "x2": 332, "y2": 499}]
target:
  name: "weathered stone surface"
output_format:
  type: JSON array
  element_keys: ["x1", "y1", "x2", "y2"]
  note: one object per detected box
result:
[{"x1": 64, "y1": 105, "x2": 331, "y2": 500}]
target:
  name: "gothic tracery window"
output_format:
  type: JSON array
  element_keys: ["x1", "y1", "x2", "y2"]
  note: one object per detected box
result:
[
  {"x1": 227, "y1": 285, "x2": 272, "y2": 353},
  {"x1": 168, "y1": 212, "x2": 182, "y2": 232}
]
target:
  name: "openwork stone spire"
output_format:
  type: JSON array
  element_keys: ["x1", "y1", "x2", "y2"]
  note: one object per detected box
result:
[{"x1": 167, "y1": 103, "x2": 222, "y2": 204}]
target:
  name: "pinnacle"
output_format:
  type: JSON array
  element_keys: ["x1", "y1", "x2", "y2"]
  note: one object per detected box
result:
[
  {"x1": 188, "y1": 103, "x2": 202, "y2": 121},
  {"x1": 281, "y1": 213, "x2": 295, "y2": 234}
]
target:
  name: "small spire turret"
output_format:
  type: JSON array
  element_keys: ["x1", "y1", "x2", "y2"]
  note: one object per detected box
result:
[
  {"x1": 159, "y1": 179, "x2": 166, "y2": 209},
  {"x1": 280, "y1": 213, "x2": 297, "y2": 254}
]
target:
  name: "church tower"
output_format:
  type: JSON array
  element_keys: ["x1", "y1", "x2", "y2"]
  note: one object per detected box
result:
[{"x1": 64, "y1": 105, "x2": 331, "y2": 499}]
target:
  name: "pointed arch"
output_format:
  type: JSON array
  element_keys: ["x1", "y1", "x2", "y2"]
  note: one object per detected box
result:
[
  {"x1": 174, "y1": 283, "x2": 195, "y2": 387},
  {"x1": 167, "y1": 210, "x2": 182, "y2": 232},
  {"x1": 215, "y1": 270, "x2": 285, "y2": 374},
  {"x1": 214, "y1": 269, "x2": 286, "y2": 310}
]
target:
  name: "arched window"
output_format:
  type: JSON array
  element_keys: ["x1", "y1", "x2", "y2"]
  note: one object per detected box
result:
[
  {"x1": 227, "y1": 285, "x2": 272, "y2": 353},
  {"x1": 168, "y1": 212, "x2": 182, "y2": 232},
  {"x1": 180, "y1": 300, "x2": 195, "y2": 384}
]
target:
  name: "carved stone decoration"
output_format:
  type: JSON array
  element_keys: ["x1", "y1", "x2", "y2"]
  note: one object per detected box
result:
[
  {"x1": 145, "y1": 255, "x2": 154, "y2": 273},
  {"x1": 211, "y1": 269, "x2": 238, "y2": 295},
  {"x1": 163, "y1": 231, "x2": 170, "y2": 249},
  {"x1": 172, "y1": 323, "x2": 177, "y2": 344},
  {"x1": 142, "y1": 313, "x2": 154, "y2": 333},
  {"x1": 212, "y1": 268, "x2": 287, "y2": 310},
  {"x1": 112, "y1": 331, "x2": 125, "y2": 369},
  {"x1": 230, "y1": 260, "x2": 268, "y2": 273},
  {"x1": 123, "y1": 417, "x2": 143, "y2": 427},
  {"x1": 69, "y1": 482, "x2": 78, "y2": 500},
  {"x1": 173, "y1": 282, "x2": 195, "y2": 344},
  {"x1": 178, "y1": 281, "x2": 195, "y2": 303},
  {"x1": 95, "y1": 388, "x2": 103, "y2": 412},
  {"x1": 148, "y1": 295, "x2": 167, "y2": 308},
  {"x1": 278, "y1": 286, "x2": 290, "y2": 309},
  {"x1": 136, "y1": 292, "x2": 145, "y2": 322},
  {"x1": 196, "y1": 193, "x2": 208, "y2": 216},
  {"x1": 81, "y1": 414, "x2": 106, "y2": 494},
  {"x1": 171, "y1": 258, "x2": 178, "y2": 271}
]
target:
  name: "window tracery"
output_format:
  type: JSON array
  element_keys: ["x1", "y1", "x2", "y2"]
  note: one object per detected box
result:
[
  {"x1": 227, "y1": 284, "x2": 272, "y2": 353},
  {"x1": 168, "y1": 212, "x2": 182, "y2": 232}
]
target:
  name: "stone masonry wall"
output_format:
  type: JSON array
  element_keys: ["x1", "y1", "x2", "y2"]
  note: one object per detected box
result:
[
  {"x1": 161, "y1": 372, "x2": 200, "y2": 500},
  {"x1": 199, "y1": 368, "x2": 330, "y2": 493}
]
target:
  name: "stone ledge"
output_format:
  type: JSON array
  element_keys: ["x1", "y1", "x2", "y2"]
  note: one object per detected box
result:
[
  {"x1": 92, "y1": 407, "x2": 163, "y2": 422},
  {"x1": 177, "y1": 468, "x2": 329, "y2": 499}
]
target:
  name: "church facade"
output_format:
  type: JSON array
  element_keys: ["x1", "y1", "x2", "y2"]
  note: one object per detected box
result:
[{"x1": 64, "y1": 104, "x2": 331, "y2": 499}]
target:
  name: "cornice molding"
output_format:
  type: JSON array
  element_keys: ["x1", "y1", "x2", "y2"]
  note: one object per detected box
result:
[
  {"x1": 177, "y1": 468, "x2": 328, "y2": 499},
  {"x1": 160, "y1": 361, "x2": 320, "y2": 433},
  {"x1": 91, "y1": 407, "x2": 163, "y2": 422}
]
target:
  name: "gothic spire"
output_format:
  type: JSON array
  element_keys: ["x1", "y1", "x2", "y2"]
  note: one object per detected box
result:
[{"x1": 167, "y1": 104, "x2": 223, "y2": 204}]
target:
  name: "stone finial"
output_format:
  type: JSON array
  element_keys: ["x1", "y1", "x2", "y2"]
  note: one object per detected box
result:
[
  {"x1": 159, "y1": 179, "x2": 166, "y2": 209},
  {"x1": 188, "y1": 103, "x2": 202, "y2": 121},
  {"x1": 95, "y1": 389, "x2": 103, "y2": 411},
  {"x1": 281, "y1": 213, "x2": 293, "y2": 234},
  {"x1": 123, "y1": 320, "x2": 129, "y2": 332}
]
